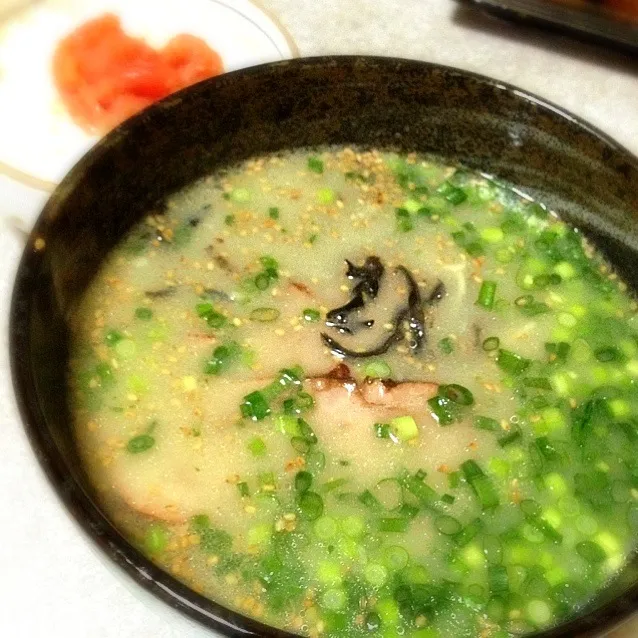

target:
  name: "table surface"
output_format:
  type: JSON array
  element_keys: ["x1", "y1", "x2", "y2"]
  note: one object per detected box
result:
[{"x1": 1, "y1": 1, "x2": 638, "y2": 636}]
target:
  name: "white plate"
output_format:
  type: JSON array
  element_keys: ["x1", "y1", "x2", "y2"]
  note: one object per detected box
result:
[{"x1": 0, "y1": 0, "x2": 297, "y2": 189}]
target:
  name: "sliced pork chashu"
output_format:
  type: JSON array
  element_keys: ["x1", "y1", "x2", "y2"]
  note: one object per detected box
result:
[{"x1": 90, "y1": 373, "x2": 494, "y2": 531}]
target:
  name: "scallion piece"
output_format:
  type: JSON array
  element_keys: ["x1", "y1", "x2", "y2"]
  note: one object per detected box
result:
[
  {"x1": 135, "y1": 307, "x2": 153, "y2": 321},
  {"x1": 105, "y1": 329, "x2": 124, "y2": 346},
  {"x1": 594, "y1": 346, "x2": 623, "y2": 363},
  {"x1": 477, "y1": 281, "x2": 497, "y2": 310},
  {"x1": 127, "y1": 434, "x2": 155, "y2": 454},
  {"x1": 359, "y1": 489, "x2": 382, "y2": 511},
  {"x1": 498, "y1": 425, "x2": 522, "y2": 448},
  {"x1": 298, "y1": 491, "x2": 324, "y2": 520},
  {"x1": 482, "y1": 336, "x2": 500, "y2": 352},
  {"x1": 435, "y1": 515, "x2": 463, "y2": 536},
  {"x1": 439, "y1": 337, "x2": 454, "y2": 354},
  {"x1": 237, "y1": 481, "x2": 250, "y2": 497},
  {"x1": 488, "y1": 565, "x2": 509, "y2": 594},
  {"x1": 440, "y1": 383, "x2": 474, "y2": 406},
  {"x1": 545, "y1": 342, "x2": 570, "y2": 364},
  {"x1": 295, "y1": 471, "x2": 313, "y2": 494},
  {"x1": 453, "y1": 518, "x2": 483, "y2": 546},
  {"x1": 302, "y1": 308, "x2": 320, "y2": 322},
  {"x1": 437, "y1": 181, "x2": 467, "y2": 205},
  {"x1": 389, "y1": 415, "x2": 419, "y2": 441},
  {"x1": 461, "y1": 460, "x2": 499, "y2": 509},
  {"x1": 247, "y1": 437, "x2": 267, "y2": 457},
  {"x1": 576, "y1": 540, "x2": 606, "y2": 564},
  {"x1": 374, "y1": 422, "x2": 391, "y2": 439},
  {"x1": 474, "y1": 415, "x2": 499, "y2": 431},
  {"x1": 383, "y1": 546, "x2": 409, "y2": 571},
  {"x1": 249, "y1": 307, "x2": 280, "y2": 322},
  {"x1": 378, "y1": 518, "x2": 409, "y2": 533},
  {"x1": 428, "y1": 395, "x2": 457, "y2": 425},
  {"x1": 268, "y1": 207, "x2": 279, "y2": 219},
  {"x1": 497, "y1": 349, "x2": 531, "y2": 375},
  {"x1": 307, "y1": 156, "x2": 324, "y2": 173},
  {"x1": 523, "y1": 377, "x2": 552, "y2": 390},
  {"x1": 240, "y1": 390, "x2": 271, "y2": 421},
  {"x1": 365, "y1": 360, "x2": 392, "y2": 379},
  {"x1": 395, "y1": 207, "x2": 414, "y2": 232}
]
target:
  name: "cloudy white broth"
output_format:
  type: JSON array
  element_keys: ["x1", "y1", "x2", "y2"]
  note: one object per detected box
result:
[{"x1": 70, "y1": 148, "x2": 638, "y2": 638}]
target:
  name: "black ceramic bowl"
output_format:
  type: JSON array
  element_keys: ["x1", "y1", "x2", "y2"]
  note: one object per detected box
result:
[{"x1": 10, "y1": 57, "x2": 638, "y2": 637}]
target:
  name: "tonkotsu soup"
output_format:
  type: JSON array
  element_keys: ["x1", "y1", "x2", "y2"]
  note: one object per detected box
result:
[{"x1": 70, "y1": 148, "x2": 638, "y2": 638}]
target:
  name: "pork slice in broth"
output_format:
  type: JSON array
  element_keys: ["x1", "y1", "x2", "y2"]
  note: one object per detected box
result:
[{"x1": 104, "y1": 373, "x2": 494, "y2": 529}]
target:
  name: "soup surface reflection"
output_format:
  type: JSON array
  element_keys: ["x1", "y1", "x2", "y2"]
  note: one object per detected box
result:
[{"x1": 70, "y1": 148, "x2": 638, "y2": 637}]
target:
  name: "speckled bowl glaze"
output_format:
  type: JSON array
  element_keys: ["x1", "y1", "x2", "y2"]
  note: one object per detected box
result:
[{"x1": 10, "y1": 57, "x2": 638, "y2": 638}]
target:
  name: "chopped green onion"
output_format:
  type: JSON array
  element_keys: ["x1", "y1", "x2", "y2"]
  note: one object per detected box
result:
[
  {"x1": 477, "y1": 281, "x2": 497, "y2": 309},
  {"x1": 114, "y1": 338, "x2": 136, "y2": 359},
  {"x1": 497, "y1": 349, "x2": 531, "y2": 375},
  {"x1": 374, "y1": 422, "x2": 391, "y2": 439},
  {"x1": 378, "y1": 518, "x2": 409, "y2": 533},
  {"x1": 204, "y1": 341, "x2": 241, "y2": 375},
  {"x1": 474, "y1": 415, "x2": 499, "y2": 431},
  {"x1": 295, "y1": 471, "x2": 313, "y2": 494},
  {"x1": 523, "y1": 377, "x2": 552, "y2": 390},
  {"x1": 316, "y1": 188, "x2": 335, "y2": 205},
  {"x1": 127, "y1": 434, "x2": 155, "y2": 454},
  {"x1": 307, "y1": 156, "x2": 324, "y2": 173},
  {"x1": 488, "y1": 565, "x2": 509, "y2": 593},
  {"x1": 448, "y1": 471, "x2": 461, "y2": 489},
  {"x1": 437, "y1": 181, "x2": 467, "y2": 205},
  {"x1": 482, "y1": 336, "x2": 500, "y2": 352},
  {"x1": 298, "y1": 491, "x2": 324, "y2": 520},
  {"x1": 440, "y1": 383, "x2": 474, "y2": 406},
  {"x1": 105, "y1": 329, "x2": 124, "y2": 346},
  {"x1": 247, "y1": 437, "x2": 267, "y2": 457},
  {"x1": 249, "y1": 307, "x2": 280, "y2": 322},
  {"x1": 321, "y1": 478, "x2": 348, "y2": 493},
  {"x1": 359, "y1": 489, "x2": 382, "y2": 511},
  {"x1": 302, "y1": 308, "x2": 321, "y2": 322},
  {"x1": 237, "y1": 481, "x2": 250, "y2": 497},
  {"x1": 135, "y1": 307, "x2": 153, "y2": 321},
  {"x1": 395, "y1": 207, "x2": 414, "y2": 232},
  {"x1": 576, "y1": 540, "x2": 606, "y2": 564},
  {"x1": 453, "y1": 518, "x2": 483, "y2": 546},
  {"x1": 365, "y1": 360, "x2": 392, "y2": 379},
  {"x1": 545, "y1": 342, "x2": 570, "y2": 364},
  {"x1": 224, "y1": 214, "x2": 235, "y2": 226},
  {"x1": 231, "y1": 187, "x2": 251, "y2": 203},
  {"x1": 268, "y1": 207, "x2": 279, "y2": 220},
  {"x1": 428, "y1": 395, "x2": 457, "y2": 425},
  {"x1": 435, "y1": 515, "x2": 463, "y2": 535},
  {"x1": 144, "y1": 524, "x2": 168, "y2": 554},
  {"x1": 389, "y1": 415, "x2": 419, "y2": 441},
  {"x1": 255, "y1": 272, "x2": 271, "y2": 291},
  {"x1": 383, "y1": 546, "x2": 409, "y2": 570},
  {"x1": 240, "y1": 390, "x2": 271, "y2": 421},
  {"x1": 515, "y1": 295, "x2": 550, "y2": 316},
  {"x1": 595, "y1": 346, "x2": 623, "y2": 363},
  {"x1": 498, "y1": 425, "x2": 522, "y2": 448},
  {"x1": 259, "y1": 472, "x2": 276, "y2": 489},
  {"x1": 461, "y1": 460, "x2": 499, "y2": 509},
  {"x1": 365, "y1": 563, "x2": 389, "y2": 587},
  {"x1": 439, "y1": 337, "x2": 454, "y2": 354},
  {"x1": 196, "y1": 302, "x2": 227, "y2": 328}
]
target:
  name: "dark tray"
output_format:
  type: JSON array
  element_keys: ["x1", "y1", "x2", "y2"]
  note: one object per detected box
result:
[{"x1": 459, "y1": 0, "x2": 638, "y2": 54}]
